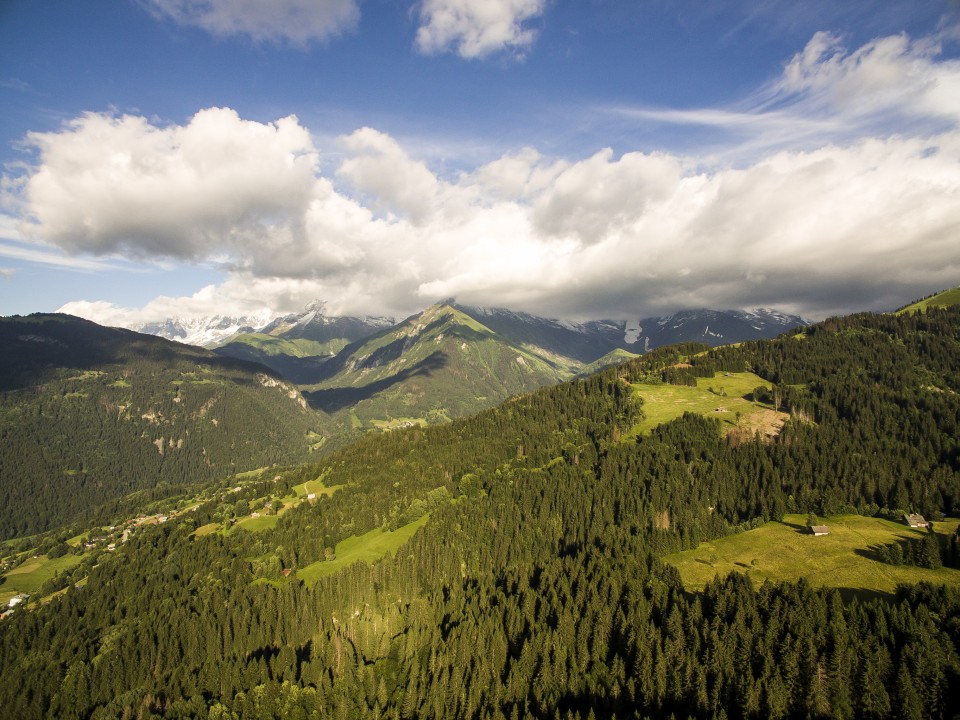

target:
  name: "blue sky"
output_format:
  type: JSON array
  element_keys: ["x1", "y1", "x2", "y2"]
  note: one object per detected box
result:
[{"x1": 1, "y1": 0, "x2": 959, "y2": 325}]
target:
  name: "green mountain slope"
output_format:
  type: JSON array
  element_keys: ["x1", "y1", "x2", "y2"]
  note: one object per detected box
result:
[
  {"x1": 214, "y1": 309, "x2": 390, "y2": 384},
  {"x1": 300, "y1": 303, "x2": 580, "y2": 440},
  {"x1": 3, "y1": 306, "x2": 960, "y2": 719},
  {"x1": 213, "y1": 332, "x2": 342, "y2": 384},
  {"x1": 896, "y1": 285, "x2": 960, "y2": 314},
  {"x1": 0, "y1": 314, "x2": 323, "y2": 538}
]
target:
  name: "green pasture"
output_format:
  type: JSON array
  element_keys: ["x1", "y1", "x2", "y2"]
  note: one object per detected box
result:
[
  {"x1": 2, "y1": 553, "x2": 83, "y2": 597},
  {"x1": 666, "y1": 514, "x2": 960, "y2": 595},
  {"x1": 627, "y1": 371, "x2": 775, "y2": 436},
  {"x1": 297, "y1": 514, "x2": 430, "y2": 585},
  {"x1": 897, "y1": 287, "x2": 960, "y2": 314},
  {"x1": 292, "y1": 477, "x2": 342, "y2": 498}
]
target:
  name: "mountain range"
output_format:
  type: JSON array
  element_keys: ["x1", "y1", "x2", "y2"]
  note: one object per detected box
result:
[
  {"x1": 137, "y1": 301, "x2": 806, "y2": 355},
  {"x1": 2, "y1": 290, "x2": 959, "y2": 719},
  {"x1": 213, "y1": 302, "x2": 805, "y2": 443}
]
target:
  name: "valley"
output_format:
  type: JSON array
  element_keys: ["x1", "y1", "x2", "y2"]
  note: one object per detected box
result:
[{"x1": 1, "y1": 293, "x2": 960, "y2": 719}]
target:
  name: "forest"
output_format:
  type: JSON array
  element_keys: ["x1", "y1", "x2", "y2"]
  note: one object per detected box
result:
[
  {"x1": 0, "y1": 314, "x2": 320, "y2": 537},
  {"x1": 1, "y1": 306, "x2": 960, "y2": 718}
]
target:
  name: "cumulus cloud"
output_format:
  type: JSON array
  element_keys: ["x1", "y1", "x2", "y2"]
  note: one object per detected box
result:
[
  {"x1": 10, "y1": 28, "x2": 960, "y2": 324},
  {"x1": 142, "y1": 0, "x2": 360, "y2": 44},
  {"x1": 337, "y1": 128, "x2": 440, "y2": 224},
  {"x1": 18, "y1": 108, "x2": 319, "y2": 265},
  {"x1": 416, "y1": 0, "x2": 546, "y2": 58}
]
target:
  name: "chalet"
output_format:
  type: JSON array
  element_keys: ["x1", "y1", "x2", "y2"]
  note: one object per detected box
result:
[
  {"x1": 904, "y1": 514, "x2": 929, "y2": 529},
  {"x1": 809, "y1": 525, "x2": 830, "y2": 536}
]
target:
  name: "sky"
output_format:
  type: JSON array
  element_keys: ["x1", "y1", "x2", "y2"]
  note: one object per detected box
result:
[{"x1": 1, "y1": 0, "x2": 959, "y2": 325}]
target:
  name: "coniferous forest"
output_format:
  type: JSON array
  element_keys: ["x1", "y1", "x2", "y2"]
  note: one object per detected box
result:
[{"x1": 2, "y1": 307, "x2": 960, "y2": 718}]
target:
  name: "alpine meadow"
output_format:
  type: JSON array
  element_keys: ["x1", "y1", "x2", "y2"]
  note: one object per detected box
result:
[{"x1": 3, "y1": 2, "x2": 960, "y2": 719}]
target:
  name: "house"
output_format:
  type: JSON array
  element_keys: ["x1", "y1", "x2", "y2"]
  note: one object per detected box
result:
[
  {"x1": 809, "y1": 525, "x2": 830, "y2": 536},
  {"x1": 8, "y1": 594, "x2": 29, "y2": 608},
  {"x1": 904, "y1": 513, "x2": 929, "y2": 529}
]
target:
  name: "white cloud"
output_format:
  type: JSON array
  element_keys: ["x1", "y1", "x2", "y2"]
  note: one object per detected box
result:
[
  {"x1": 143, "y1": 0, "x2": 360, "y2": 44},
  {"x1": 769, "y1": 31, "x2": 960, "y2": 125},
  {"x1": 416, "y1": 0, "x2": 546, "y2": 58},
  {"x1": 615, "y1": 29, "x2": 960, "y2": 158},
  {"x1": 337, "y1": 128, "x2": 440, "y2": 224},
  {"x1": 19, "y1": 108, "x2": 319, "y2": 264},
  {"x1": 10, "y1": 29, "x2": 960, "y2": 324}
]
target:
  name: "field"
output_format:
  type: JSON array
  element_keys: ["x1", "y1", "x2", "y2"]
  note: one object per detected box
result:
[
  {"x1": 297, "y1": 514, "x2": 430, "y2": 585},
  {"x1": 665, "y1": 514, "x2": 960, "y2": 596},
  {"x1": 627, "y1": 371, "x2": 784, "y2": 437},
  {"x1": 1, "y1": 553, "x2": 83, "y2": 601},
  {"x1": 896, "y1": 287, "x2": 960, "y2": 314}
]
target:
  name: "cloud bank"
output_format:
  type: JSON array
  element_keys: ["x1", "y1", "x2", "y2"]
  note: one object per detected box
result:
[{"x1": 7, "y1": 30, "x2": 960, "y2": 324}]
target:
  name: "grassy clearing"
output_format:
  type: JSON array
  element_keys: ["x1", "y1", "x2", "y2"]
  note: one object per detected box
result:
[
  {"x1": 235, "y1": 514, "x2": 280, "y2": 532},
  {"x1": 370, "y1": 417, "x2": 428, "y2": 430},
  {"x1": 297, "y1": 514, "x2": 430, "y2": 585},
  {"x1": 666, "y1": 514, "x2": 960, "y2": 595},
  {"x1": 896, "y1": 287, "x2": 960, "y2": 314},
  {"x1": 193, "y1": 522, "x2": 221, "y2": 537},
  {"x1": 292, "y1": 477, "x2": 342, "y2": 498},
  {"x1": 627, "y1": 371, "x2": 782, "y2": 437},
  {"x1": 2, "y1": 553, "x2": 83, "y2": 595}
]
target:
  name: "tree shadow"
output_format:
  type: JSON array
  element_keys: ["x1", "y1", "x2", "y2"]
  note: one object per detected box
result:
[{"x1": 302, "y1": 351, "x2": 449, "y2": 413}]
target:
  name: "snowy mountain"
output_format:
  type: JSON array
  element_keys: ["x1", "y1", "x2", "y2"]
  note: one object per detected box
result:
[
  {"x1": 456, "y1": 305, "x2": 807, "y2": 361},
  {"x1": 258, "y1": 301, "x2": 394, "y2": 343},
  {"x1": 132, "y1": 310, "x2": 275, "y2": 348}
]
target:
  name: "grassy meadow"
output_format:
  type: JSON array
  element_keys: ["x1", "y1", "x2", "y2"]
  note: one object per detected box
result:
[
  {"x1": 297, "y1": 514, "x2": 430, "y2": 585},
  {"x1": 896, "y1": 287, "x2": 960, "y2": 314},
  {"x1": 1, "y1": 553, "x2": 83, "y2": 603},
  {"x1": 627, "y1": 371, "x2": 784, "y2": 437},
  {"x1": 666, "y1": 513, "x2": 960, "y2": 595}
]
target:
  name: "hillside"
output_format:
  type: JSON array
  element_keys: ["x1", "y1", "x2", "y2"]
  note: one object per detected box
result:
[
  {"x1": 299, "y1": 303, "x2": 577, "y2": 440},
  {"x1": 2, "y1": 306, "x2": 960, "y2": 718},
  {"x1": 896, "y1": 285, "x2": 960, "y2": 314},
  {"x1": 214, "y1": 304, "x2": 392, "y2": 383},
  {"x1": 0, "y1": 314, "x2": 323, "y2": 538}
]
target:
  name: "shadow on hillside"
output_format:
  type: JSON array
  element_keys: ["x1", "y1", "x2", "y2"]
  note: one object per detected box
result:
[
  {"x1": 833, "y1": 586, "x2": 891, "y2": 603},
  {"x1": 780, "y1": 520, "x2": 807, "y2": 533},
  {"x1": 0, "y1": 313, "x2": 293, "y2": 392},
  {"x1": 302, "y1": 351, "x2": 449, "y2": 413}
]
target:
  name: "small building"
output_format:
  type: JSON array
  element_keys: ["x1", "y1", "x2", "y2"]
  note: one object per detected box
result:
[
  {"x1": 904, "y1": 513, "x2": 929, "y2": 529},
  {"x1": 809, "y1": 525, "x2": 830, "y2": 536},
  {"x1": 8, "y1": 594, "x2": 29, "y2": 608}
]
